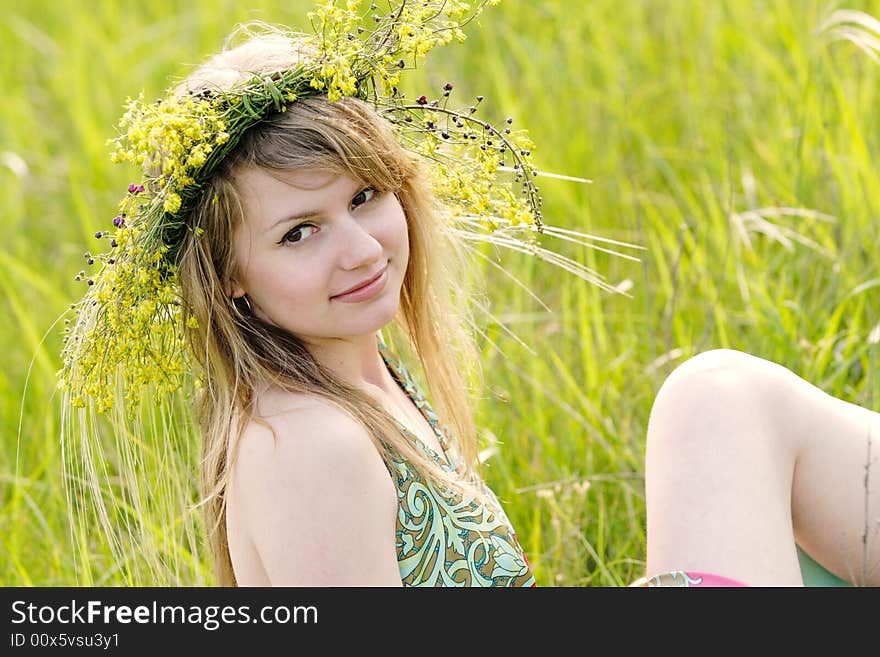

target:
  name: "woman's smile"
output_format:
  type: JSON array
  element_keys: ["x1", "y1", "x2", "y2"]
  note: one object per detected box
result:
[{"x1": 331, "y1": 263, "x2": 389, "y2": 303}]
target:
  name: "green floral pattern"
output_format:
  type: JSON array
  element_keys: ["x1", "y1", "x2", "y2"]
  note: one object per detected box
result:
[{"x1": 379, "y1": 343, "x2": 536, "y2": 587}]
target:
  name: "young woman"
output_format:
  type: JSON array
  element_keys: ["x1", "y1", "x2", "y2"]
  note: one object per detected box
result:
[
  {"x1": 60, "y1": 1, "x2": 877, "y2": 587},
  {"x1": 61, "y1": 3, "x2": 545, "y2": 587},
  {"x1": 182, "y1": 81, "x2": 536, "y2": 586}
]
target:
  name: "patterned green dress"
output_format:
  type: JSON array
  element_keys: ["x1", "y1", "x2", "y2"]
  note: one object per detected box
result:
[{"x1": 379, "y1": 343, "x2": 536, "y2": 587}]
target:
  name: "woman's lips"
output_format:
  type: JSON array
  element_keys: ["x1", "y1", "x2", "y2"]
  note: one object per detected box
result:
[{"x1": 331, "y1": 264, "x2": 389, "y2": 303}]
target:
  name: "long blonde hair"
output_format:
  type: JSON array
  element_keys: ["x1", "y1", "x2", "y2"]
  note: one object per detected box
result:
[{"x1": 175, "y1": 25, "x2": 487, "y2": 586}]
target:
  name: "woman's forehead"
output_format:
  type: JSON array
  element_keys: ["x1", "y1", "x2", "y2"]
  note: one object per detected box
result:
[{"x1": 237, "y1": 166, "x2": 345, "y2": 192}]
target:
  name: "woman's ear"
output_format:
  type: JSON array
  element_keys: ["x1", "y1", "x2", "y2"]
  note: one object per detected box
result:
[{"x1": 227, "y1": 278, "x2": 245, "y2": 299}]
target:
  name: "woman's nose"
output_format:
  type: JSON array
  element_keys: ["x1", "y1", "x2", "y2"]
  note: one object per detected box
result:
[{"x1": 335, "y1": 213, "x2": 383, "y2": 270}]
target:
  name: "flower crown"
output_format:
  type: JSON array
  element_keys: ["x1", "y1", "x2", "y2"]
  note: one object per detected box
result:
[{"x1": 58, "y1": 0, "x2": 603, "y2": 415}]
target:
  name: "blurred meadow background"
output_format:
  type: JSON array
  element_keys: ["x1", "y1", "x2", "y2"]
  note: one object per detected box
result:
[{"x1": 3, "y1": 0, "x2": 880, "y2": 586}]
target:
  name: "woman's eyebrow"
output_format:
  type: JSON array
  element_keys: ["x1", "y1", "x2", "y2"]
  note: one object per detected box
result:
[{"x1": 266, "y1": 209, "x2": 319, "y2": 232}]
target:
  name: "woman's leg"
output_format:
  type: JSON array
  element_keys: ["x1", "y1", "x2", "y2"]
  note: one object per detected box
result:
[{"x1": 645, "y1": 349, "x2": 879, "y2": 586}]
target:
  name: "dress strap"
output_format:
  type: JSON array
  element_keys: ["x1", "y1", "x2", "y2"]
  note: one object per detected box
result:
[{"x1": 377, "y1": 341, "x2": 459, "y2": 471}]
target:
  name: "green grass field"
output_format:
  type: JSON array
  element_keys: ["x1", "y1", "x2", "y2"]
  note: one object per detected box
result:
[{"x1": 2, "y1": 0, "x2": 880, "y2": 586}]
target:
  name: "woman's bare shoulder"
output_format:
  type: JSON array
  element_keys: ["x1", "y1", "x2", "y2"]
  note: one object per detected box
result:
[
  {"x1": 235, "y1": 386, "x2": 387, "y2": 481},
  {"x1": 250, "y1": 382, "x2": 339, "y2": 420},
  {"x1": 228, "y1": 387, "x2": 401, "y2": 585}
]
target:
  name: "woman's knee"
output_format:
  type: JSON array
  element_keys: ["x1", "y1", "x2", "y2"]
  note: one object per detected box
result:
[
  {"x1": 646, "y1": 348, "x2": 801, "y2": 463},
  {"x1": 649, "y1": 349, "x2": 757, "y2": 431},
  {"x1": 662, "y1": 348, "x2": 758, "y2": 390}
]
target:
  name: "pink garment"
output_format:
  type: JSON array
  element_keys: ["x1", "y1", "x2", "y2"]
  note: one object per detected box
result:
[{"x1": 631, "y1": 571, "x2": 748, "y2": 587}]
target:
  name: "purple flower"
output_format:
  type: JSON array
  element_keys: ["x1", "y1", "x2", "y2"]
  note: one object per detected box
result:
[
  {"x1": 113, "y1": 215, "x2": 125, "y2": 228},
  {"x1": 128, "y1": 184, "x2": 138, "y2": 193},
  {"x1": 416, "y1": 95, "x2": 428, "y2": 105}
]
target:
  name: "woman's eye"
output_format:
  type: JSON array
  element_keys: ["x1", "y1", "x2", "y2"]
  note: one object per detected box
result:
[
  {"x1": 351, "y1": 188, "x2": 377, "y2": 208},
  {"x1": 281, "y1": 223, "x2": 317, "y2": 244}
]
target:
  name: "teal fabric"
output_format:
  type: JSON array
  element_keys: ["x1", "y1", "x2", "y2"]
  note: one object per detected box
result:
[
  {"x1": 379, "y1": 343, "x2": 536, "y2": 587},
  {"x1": 798, "y1": 545, "x2": 851, "y2": 587}
]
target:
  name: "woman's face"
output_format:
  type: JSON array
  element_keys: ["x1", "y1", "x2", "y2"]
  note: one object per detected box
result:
[{"x1": 228, "y1": 167, "x2": 409, "y2": 345}]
